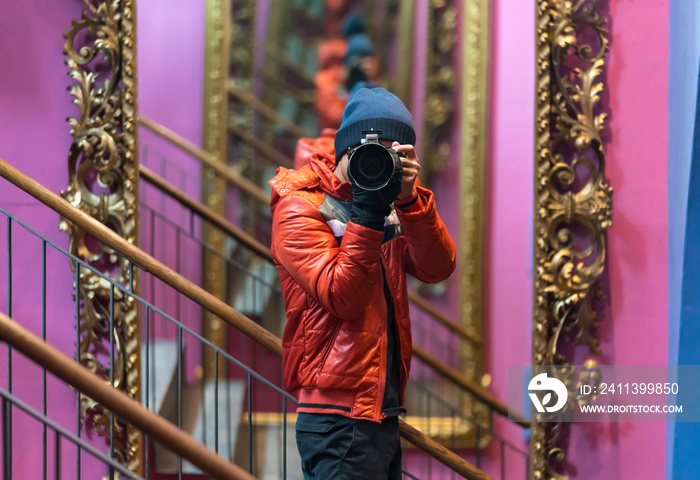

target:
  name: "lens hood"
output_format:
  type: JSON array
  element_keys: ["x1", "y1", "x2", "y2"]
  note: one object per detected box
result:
[{"x1": 348, "y1": 142, "x2": 402, "y2": 191}]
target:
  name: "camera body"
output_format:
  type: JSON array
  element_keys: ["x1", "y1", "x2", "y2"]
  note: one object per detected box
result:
[{"x1": 347, "y1": 130, "x2": 403, "y2": 191}]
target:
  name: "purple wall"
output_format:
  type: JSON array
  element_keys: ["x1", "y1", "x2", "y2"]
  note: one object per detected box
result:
[
  {"x1": 566, "y1": 0, "x2": 669, "y2": 478},
  {"x1": 0, "y1": 0, "x2": 115, "y2": 477},
  {"x1": 139, "y1": 0, "x2": 205, "y2": 149},
  {"x1": 484, "y1": 0, "x2": 534, "y2": 476},
  {"x1": 0, "y1": 0, "x2": 209, "y2": 476},
  {"x1": 138, "y1": 0, "x2": 206, "y2": 384},
  {"x1": 138, "y1": 0, "x2": 205, "y2": 188}
]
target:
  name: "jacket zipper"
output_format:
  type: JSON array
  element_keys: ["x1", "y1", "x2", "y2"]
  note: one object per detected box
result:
[
  {"x1": 317, "y1": 320, "x2": 342, "y2": 372},
  {"x1": 377, "y1": 260, "x2": 390, "y2": 422},
  {"x1": 379, "y1": 258, "x2": 404, "y2": 420}
]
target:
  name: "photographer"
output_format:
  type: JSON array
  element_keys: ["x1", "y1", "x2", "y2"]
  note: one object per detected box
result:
[{"x1": 269, "y1": 86, "x2": 456, "y2": 479}]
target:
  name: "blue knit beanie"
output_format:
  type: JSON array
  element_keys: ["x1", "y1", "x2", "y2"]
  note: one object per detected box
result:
[
  {"x1": 342, "y1": 14, "x2": 366, "y2": 38},
  {"x1": 334, "y1": 86, "x2": 416, "y2": 162},
  {"x1": 343, "y1": 34, "x2": 375, "y2": 65}
]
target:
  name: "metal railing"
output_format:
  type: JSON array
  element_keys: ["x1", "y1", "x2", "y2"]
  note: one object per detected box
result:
[
  {"x1": 0, "y1": 312, "x2": 254, "y2": 480},
  {"x1": 0, "y1": 159, "x2": 491, "y2": 479},
  {"x1": 0, "y1": 387, "x2": 145, "y2": 480},
  {"x1": 405, "y1": 378, "x2": 529, "y2": 478},
  {"x1": 0, "y1": 204, "x2": 291, "y2": 478}
]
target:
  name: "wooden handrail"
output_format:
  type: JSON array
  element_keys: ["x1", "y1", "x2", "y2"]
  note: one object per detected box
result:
[
  {"x1": 0, "y1": 312, "x2": 255, "y2": 480},
  {"x1": 408, "y1": 293, "x2": 481, "y2": 344},
  {"x1": 138, "y1": 116, "x2": 269, "y2": 205},
  {"x1": 228, "y1": 83, "x2": 308, "y2": 139},
  {"x1": 228, "y1": 123, "x2": 294, "y2": 169},
  {"x1": 136, "y1": 168, "x2": 529, "y2": 426},
  {"x1": 0, "y1": 159, "x2": 495, "y2": 477},
  {"x1": 413, "y1": 345, "x2": 530, "y2": 428},
  {"x1": 264, "y1": 42, "x2": 315, "y2": 86},
  {"x1": 399, "y1": 421, "x2": 494, "y2": 480},
  {"x1": 140, "y1": 165, "x2": 272, "y2": 261},
  {"x1": 0, "y1": 159, "x2": 281, "y2": 357},
  {"x1": 138, "y1": 117, "x2": 481, "y2": 346},
  {"x1": 262, "y1": 69, "x2": 316, "y2": 104}
]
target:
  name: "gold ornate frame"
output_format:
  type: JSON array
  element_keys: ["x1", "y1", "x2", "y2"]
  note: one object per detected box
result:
[
  {"x1": 459, "y1": 0, "x2": 489, "y2": 401},
  {"x1": 408, "y1": 0, "x2": 490, "y2": 447},
  {"x1": 202, "y1": 0, "x2": 232, "y2": 379},
  {"x1": 532, "y1": 0, "x2": 612, "y2": 477},
  {"x1": 394, "y1": 0, "x2": 415, "y2": 105},
  {"x1": 61, "y1": 0, "x2": 141, "y2": 474}
]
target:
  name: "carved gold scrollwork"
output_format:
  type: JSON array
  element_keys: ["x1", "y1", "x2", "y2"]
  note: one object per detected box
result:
[
  {"x1": 423, "y1": 0, "x2": 458, "y2": 183},
  {"x1": 60, "y1": 0, "x2": 140, "y2": 475},
  {"x1": 229, "y1": 0, "x2": 255, "y2": 122},
  {"x1": 228, "y1": 0, "x2": 257, "y2": 177},
  {"x1": 533, "y1": 0, "x2": 611, "y2": 478}
]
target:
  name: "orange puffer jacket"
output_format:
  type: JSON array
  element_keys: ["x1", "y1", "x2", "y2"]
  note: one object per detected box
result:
[{"x1": 269, "y1": 153, "x2": 456, "y2": 422}]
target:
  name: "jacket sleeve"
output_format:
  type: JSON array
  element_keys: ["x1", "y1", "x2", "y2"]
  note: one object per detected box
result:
[
  {"x1": 272, "y1": 194, "x2": 385, "y2": 319},
  {"x1": 396, "y1": 186, "x2": 457, "y2": 284}
]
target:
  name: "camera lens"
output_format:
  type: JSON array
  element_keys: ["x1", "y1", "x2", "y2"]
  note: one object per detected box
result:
[
  {"x1": 356, "y1": 144, "x2": 388, "y2": 182},
  {"x1": 348, "y1": 142, "x2": 401, "y2": 191}
]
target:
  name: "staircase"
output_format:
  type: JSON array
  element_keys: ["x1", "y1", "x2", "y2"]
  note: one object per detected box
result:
[
  {"x1": 136, "y1": 118, "x2": 532, "y2": 477},
  {"x1": 0, "y1": 159, "x2": 495, "y2": 479}
]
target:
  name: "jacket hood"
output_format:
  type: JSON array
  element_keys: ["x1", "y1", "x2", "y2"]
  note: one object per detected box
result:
[
  {"x1": 269, "y1": 152, "x2": 353, "y2": 214},
  {"x1": 293, "y1": 128, "x2": 337, "y2": 170}
]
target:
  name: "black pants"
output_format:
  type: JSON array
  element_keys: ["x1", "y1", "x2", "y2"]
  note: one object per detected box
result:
[{"x1": 295, "y1": 413, "x2": 402, "y2": 480}]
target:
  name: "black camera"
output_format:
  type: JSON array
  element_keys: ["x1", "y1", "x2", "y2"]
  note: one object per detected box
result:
[{"x1": 347, "y1": 130, "x2": 403, "y2": 191}]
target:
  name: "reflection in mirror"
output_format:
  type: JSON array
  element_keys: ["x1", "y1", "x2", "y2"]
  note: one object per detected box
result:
[
  {"x1": 135, "y1": 0, "x2": 514, "y2": 477},
  {"x1": 223, "y1": 0, "x2": 484, "y2": 435}
]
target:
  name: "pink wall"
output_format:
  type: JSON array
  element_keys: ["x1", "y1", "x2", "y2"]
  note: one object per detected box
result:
[
  {"x1": 138, "y1": 0, "x2": 206, "y2": 385},
  {"x1": 566, "y1": 0, "x2": 669, "y2": 478},
  {"x1": 486, "y1": 0, "x2": 669, "y2": 479},
  {"x1": 139, "y1": 0, "x2": 205, "y2": 151},
  {"x1": 484, "y1": 0, "x2": 535, "y2": 476}
]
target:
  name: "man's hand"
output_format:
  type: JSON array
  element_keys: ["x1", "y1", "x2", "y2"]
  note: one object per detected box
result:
[
  {"x1": 351, "y1": 182, "x2": 393, "y2": 231},
  {"x1": 391, "y1": 142, "x2": 420, "y2": 201}
]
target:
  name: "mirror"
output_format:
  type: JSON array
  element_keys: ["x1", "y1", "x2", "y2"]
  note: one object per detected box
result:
[{"x1": 136, "y1": 0, "x2": 496, "y2": 472}]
